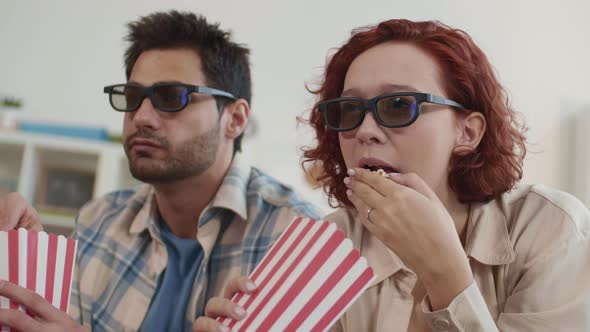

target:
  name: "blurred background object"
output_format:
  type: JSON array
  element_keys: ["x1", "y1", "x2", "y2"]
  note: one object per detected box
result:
[{"x1": 0, "y1": 96, "x2": 22, "y2": 130}]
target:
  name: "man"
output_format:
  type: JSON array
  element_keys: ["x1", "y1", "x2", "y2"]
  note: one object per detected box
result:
[{"x1": 0, "y1": 11, "x2": 321, "y2": 331}]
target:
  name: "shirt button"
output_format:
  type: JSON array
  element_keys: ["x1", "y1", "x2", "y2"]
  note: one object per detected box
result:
[{"x1": 432, "y1": 317, "x2": 451, "y2": 330}]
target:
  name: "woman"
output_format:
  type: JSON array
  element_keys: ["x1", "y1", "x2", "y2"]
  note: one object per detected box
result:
[{"x1": 195, "y1": 19, "x2": 590, "y2": 331}]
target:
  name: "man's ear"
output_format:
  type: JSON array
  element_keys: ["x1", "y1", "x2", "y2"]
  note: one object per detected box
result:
[
  {"x1": 453, "y1": 112, "x2": 486, "y2": 156},
  {"x1": 222, "y1": 99, "x2": 250, "y2": 139}
]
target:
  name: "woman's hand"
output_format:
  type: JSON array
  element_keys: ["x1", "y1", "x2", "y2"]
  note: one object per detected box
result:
[
  {"x1": 193, "y1": 276, "x2": 256, "y2": 332},
  {"x1": 0, "y1": 192, "x2": 42, "y2": 232},
  {"x1": 345, "y1": 168, "x2": 473, "y2": 309}
]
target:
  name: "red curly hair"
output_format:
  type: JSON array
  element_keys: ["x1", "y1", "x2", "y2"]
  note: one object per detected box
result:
[{"x1": 302, "y1": 19, "x2": 527, "y2": 207}]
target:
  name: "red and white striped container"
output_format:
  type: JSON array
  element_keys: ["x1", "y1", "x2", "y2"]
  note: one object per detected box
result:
[
  {"x1": 218, "y1": 217, "x2": 376, "y2": 332},
  {"x1": 0, "y1": 228, "x2": 77, "y2": 332}
]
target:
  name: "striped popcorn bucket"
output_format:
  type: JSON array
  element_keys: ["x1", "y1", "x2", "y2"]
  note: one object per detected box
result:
[
  {"x1": 218, "y1": 217, "x2": 376, "y2": 332},
  {"x1": 0, "y1": 228, "x2": 77, "y2": 332}
]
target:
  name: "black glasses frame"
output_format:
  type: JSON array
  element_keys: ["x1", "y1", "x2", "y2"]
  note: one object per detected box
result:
[
  {"x1": 103, "y1": 82, "x2": 236, "y2": 112},
  {"x1": 317, "y1": 92, "x2": 466, "y2": 131}
]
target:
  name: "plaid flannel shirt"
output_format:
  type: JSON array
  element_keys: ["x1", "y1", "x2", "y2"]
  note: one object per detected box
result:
[{"x1": 68, "y1": 155, "x2": 322, "y2": 331}]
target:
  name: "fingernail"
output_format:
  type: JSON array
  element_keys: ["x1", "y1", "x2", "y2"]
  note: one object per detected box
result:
[
  {"x1": 347, "y1": 168, "x2": 355, "y2": 176},
  {"x1": 343, "y1": 177, "x2": 351, "y2": 185},
  {"x1": 217, "y1": 325, "x2": 230, "y2": 332},
  {"x1": 390, "y1": 172, "x2": 400, "y2": 176},
  {"x1": 233, "y1": 305, "x2": 246, "y2": 318},
  {"x1": 346, "y1": 189, "x2": 352, "y2": 196},
  {"x1": 245, "y1": 280, "x2": 257, "y2": 292}
]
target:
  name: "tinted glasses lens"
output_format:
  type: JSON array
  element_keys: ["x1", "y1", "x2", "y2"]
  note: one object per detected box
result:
[
  {"x1": 326, "y1": 100, "x2": 364, "y2": 130},
  {"x1": 153, "y1": 85, "x2": 189, "y2": 111},
  {"x1": 376, "y1": 95, "x2": 417, "y2": 126},
  {"x1": 109, "y1": 85, "x2": 142, "y2": 111}
]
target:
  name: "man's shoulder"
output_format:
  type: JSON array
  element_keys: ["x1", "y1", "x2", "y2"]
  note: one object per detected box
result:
[
  {"x1": 246, "y1": 167, "x2": 323, "y2": 219},
  {"x1": 75, "y1": 184, "x2": 151, "y2": 230}
]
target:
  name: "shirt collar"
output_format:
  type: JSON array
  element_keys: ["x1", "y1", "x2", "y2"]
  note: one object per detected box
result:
[
  {"x1": 128, "y1": 154, "x2": 251, "y2": 235},
  {"x1": 129, "y1": 185, "x2": 157, "y2": 235},
  {"x1": 464, "y1": 197, "x2": 516, "y2": 265},
  {"x1": 344, "y1": 209, "x2": 411, "y2": 286},
  {"x1": 207, "y1": 153, "x2": 250, "y2": 222},
  {"x1": 364, "y1": 231, "x2": 411, "y2": 286}
]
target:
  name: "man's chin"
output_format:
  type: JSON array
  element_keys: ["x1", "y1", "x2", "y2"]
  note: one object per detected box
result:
[
  {"x1": 128, "y1": 150, "x2": 158, "y2": 160},
  {"x1": 129, "y1": 160, "x2": 166, "y2": 182},
  {"x1": 129, "y1": 169, "x2": 175, "y2": 183},
  {"x1": 128, "y1": 164, "x2": 192, "y2": 183}
]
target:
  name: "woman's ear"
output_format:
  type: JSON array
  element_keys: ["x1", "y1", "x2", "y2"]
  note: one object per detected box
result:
[
  {"x1": 453, "y1": 112, "x2": 486, "y2": 156},
  {"x1": 223, "y1": 99, "x2": 250, "y2": 140}
]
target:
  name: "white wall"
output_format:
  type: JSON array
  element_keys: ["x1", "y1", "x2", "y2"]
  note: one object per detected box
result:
[{"x1": 1, "y1": 0, "x2": 589, "y2": 212}]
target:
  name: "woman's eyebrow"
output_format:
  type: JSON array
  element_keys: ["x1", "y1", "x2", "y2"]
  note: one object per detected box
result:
[{"x1": 341, "y1": 83, "x2": 420, "y2": 97}]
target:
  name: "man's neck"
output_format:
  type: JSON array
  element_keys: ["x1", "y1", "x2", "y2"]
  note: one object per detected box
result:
[{"x1": 152, "y1": 153, "x2": 233, "y2": 239}]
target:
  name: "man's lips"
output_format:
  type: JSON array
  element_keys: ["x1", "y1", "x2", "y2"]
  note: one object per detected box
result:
[{"x1": 127, "y1": 138, "x2": 162, "y2": 152}]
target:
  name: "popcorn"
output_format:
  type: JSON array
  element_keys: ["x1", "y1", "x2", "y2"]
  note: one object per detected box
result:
[{"x1": 376, "y1": 169, "x2": 388, "y2": 177}]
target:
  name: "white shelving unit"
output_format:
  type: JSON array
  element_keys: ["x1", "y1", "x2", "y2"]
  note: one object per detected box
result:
[{"x1": 0, "y1": 130, "x2": 139, "y2": 235}]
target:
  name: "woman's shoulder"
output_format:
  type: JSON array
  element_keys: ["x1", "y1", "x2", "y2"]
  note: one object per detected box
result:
[
  {"x1": 479, "y1": 185, "x2": 590, "y2": 318},
  {"x1": 502, "y1": 184, "x2": 590, "y2": 240},
  {"x1": 473, "y1": 184, "x2": 590, "y2": 274},
  {"x1": 467, "y1": 184, "x2": 589, "y2": 268}
]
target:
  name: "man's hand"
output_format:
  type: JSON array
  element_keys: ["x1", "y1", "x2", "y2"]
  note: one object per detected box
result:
[
  {"x1": 193, "y1": 276, "x2": 257, "y2": 332},
  {"x1": 0, "y1": 280, "x2": 87, "y2": 332},
  {"x1": 0, "y1": 193, "x2": 42, "y2": 231}
]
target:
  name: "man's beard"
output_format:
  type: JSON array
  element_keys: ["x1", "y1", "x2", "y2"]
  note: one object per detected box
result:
[{"x1": 124, "y1": 124, "x2": 220, "y2": 183}]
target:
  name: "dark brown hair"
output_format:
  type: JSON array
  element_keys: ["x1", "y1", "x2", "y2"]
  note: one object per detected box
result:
[{"x1": 124, "y1": 10, "x2": 252, "y2": 152}]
